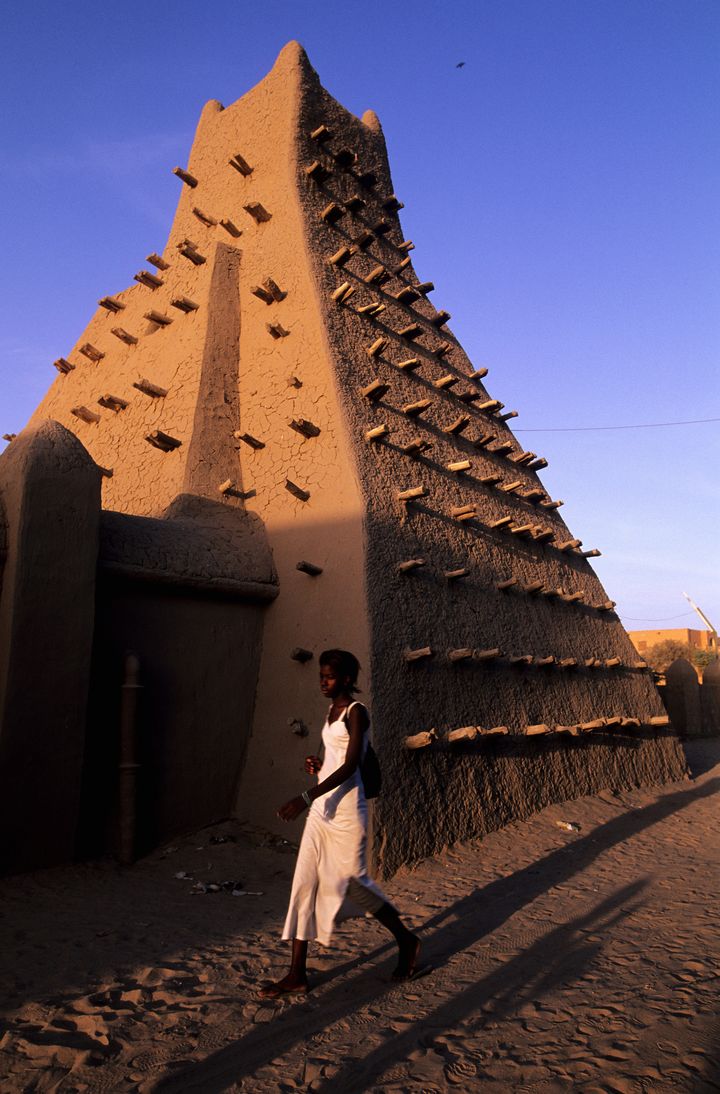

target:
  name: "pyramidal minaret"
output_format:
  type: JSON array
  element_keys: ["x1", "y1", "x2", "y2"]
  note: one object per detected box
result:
[{"x1": 27, "y1": 43, "x2": 684, "y2": 873}]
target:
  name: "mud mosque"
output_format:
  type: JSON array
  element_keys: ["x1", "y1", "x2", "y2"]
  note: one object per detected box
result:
[{"x1": 0, "y1": 43, "x2": 686, "y2": 877}]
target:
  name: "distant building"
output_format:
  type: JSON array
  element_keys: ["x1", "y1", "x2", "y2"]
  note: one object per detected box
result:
[{"x1": 628, "y1": 628, "x2": 717, "y2": 656}]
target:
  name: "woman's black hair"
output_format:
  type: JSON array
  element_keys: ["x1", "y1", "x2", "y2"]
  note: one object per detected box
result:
[{"x1": 319, "y1": 649, "x2": 361, "y2": 693}]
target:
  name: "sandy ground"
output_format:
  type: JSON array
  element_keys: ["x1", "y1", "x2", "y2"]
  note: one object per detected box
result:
[{"x1": 1, "y1": 740, "x2": 719, "y2": 1094}]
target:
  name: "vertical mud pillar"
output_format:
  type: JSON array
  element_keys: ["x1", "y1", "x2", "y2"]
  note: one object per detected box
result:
[{"x1": 0, "y1": 421, "x2": 101, "y2": 873}]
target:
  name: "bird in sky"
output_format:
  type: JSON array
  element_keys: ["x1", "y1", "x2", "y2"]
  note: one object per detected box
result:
[{"x1": 456, "y1": 61, "x2": 466, "y2": 68}]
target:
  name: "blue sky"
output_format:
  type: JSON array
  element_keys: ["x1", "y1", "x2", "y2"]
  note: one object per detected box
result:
[{"x1": 1, "y1": 0, "x2": 718, "y2": 632}]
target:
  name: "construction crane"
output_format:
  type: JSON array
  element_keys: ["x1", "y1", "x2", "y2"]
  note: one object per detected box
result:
[{"x1": 682, "y1": 592, "x2": 718, "y2": 649}]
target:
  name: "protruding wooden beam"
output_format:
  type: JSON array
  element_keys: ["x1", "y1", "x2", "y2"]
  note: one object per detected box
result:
[
  {"x1": 147, "y1": 252, "x2": 169, "y2": 270},
  {"x1": 403, "y1": 647, "x2": 433, "y2": 663},
  {"x1": 510, "y1": 524, "x2": 534, "y2": 537},
  {"x1": 297, "y1": 560, "x2": 323, "y2": 576},
  {"x1": 451, "y1": 505, "x2": 476, "y2": 522},
  {"x1": 111, "y1": 327, "x2": 138, "y2": 345},
  {"x1": 229, "y1": 152, "x2": 253, "y2": 176},
  {"x1": 508, "y1": 655, "x2": 534, "y2": 666},
  {"x1": 522, "y1": 488, "x2": 546, "y2": 502},
  {"x1": 146, "y1": 430, "x2": 181, "y2": 451},
  {"x1": 539, "y1": 498, "x2": 563, "y2": 509},
  {"x1": 398, "y1": 486, "x2": 428, "y2": 501},
  {"x1": 251, "y1": 284, "x2": 275, "y2": 305},
  {"x1": 509, "y1": 451, "x2": 536, "y2": 465},
  {"x1": 397, "y1": 559, "x2": 426, "y2": 573},
  {"x1": 173, "y1": 166, "x2": 197, "y2": 187},
  {"x1": 416, "y1": 281, "x2": 434, "y2": 295},
  {"x1": 490, "y1": 441, "x2": 514, "y2": 456},
  {"x1": 527, "y1": 457, "x2": 548, "y2": 470},
  {"x1": 402, "y1": 399, "x2": 431, "y2": 417},
  {"x1": 535, "y1": 655, "x2": 556, "y2": 667},
  {"x1": 481, "y1": 726, "x2": 510, "y2": 736},
  {"x1": 497, "y1": 578, "x2": 518, "y2": 591},
  {"x1": 499, "y1": 480, "x2": 523, "y2": 493},
  {"x1": 305, "y1": 160, "x2": 331, "y2": 183},
  {"x1": 561, "y1": 591, "x2": 584, "y2": 603},
  {"x1": 525, "y1": 724, "x2": 550, "y2": 736},
  {"x1": 597, "y1": 601, "x2": 616, "y2": 612},
  {"x1": 234, "y1": 432, "x2": 265, "y2": 449},
  {"x1": 558, "y1": 657, "x2": 577, "y2": 668},
  {"x1": 395, "y1": 286, "x2": 420, "y2": 305},
  {"x1": 579, "y1": 718, "x2": 605, "y2": 732},
  {"x1": 134, "y1": 270, "x2": 164, "y2": 289},
  {"x1": 399, "y1": 323, "x2": 423, "y2": 341},
  {"x1": 344, "y1": 194, "x2": 365, "y2": 213},
  {"x1": 360, "y1": 379, "x2": 389, "y2": 402},
  {"x1": 447, "y1": 725, "x2": 478, "y2": 742},
  {"x1": 310, "y1": 124, "x2": 331, "y2": 142},
  {"x1": 79, "y1": 343, "x2": 105, "y2": 363},
  {"x1": 448, "y1": 648, "x2": 474, "y2": 663},
  {"x1": 431, "y1": 309, "x2": 451, "y2": 328},
  {"x1": 178, "y1": 242, "x2": 206, "y2": 265},
  {"x1": 490, "y1": 516, "x2": 513, "y2": 529},
  {"x1": 267, "y1": 322, "x2": 290, "y2": 339},
  {"x1": 71, "y1": 405, "x2": 100, "y2": 424},
  {"x1": 53, "y1": 357, "x2": 74, "y2": 374},
  {"x1": 631, "y1": 661, "x2": 648, "y2": 671},
  {"x1": 433, "y1": 341, "x2": 453, "y2": 358},
  {"x1": 171, "y1": 296, "x2": 199, "y2": 313},
  {"x1": 364, "y1": 264, "x2": 390, "y2": 286},
  {"x1": 473, "y1": 433, "x2": 496, "y2": 449},
  {"x1": 328, "y1": 246, "x2": 354, "y2": 267},
  {"x1": 582, "y1": 548, "x2": 602, "y2": 558},
  {"x1": 397, "y1": 357, "x2": 421, "y2": 371},
  {"x1": 605, "y1": 657, "x2": 621, "y2": 668},
  {"x1": 372, "y1": 218, "x2": 392, "y2": 236},
  {"x1": 499, "y1": 410, "x2": 518, "y2": 421},
  {"x1": 533, "y1": 529, "x2": 555, "y2": 543},
  {"x1": 649, "y1": 714, "x2": 670, "y2": 726},
  {"x1": 220, "y1": 219, "x2": 242, "y2": 237},
  {"x1": 98, "y1": 394, "x2": 128, "y2": 413},
  {"x1": 404, "y1": 728, "x2": 437, "y2": 748},
  {"x1": 244, "y1": 202, "x2": 272, "y2": 223},
  {"x1": 285, "y1": 479, "x2": 310, "y2": 502},
  {"x1": 401, "y1": 438, "x2": 433, "y2": 456},
  {"x1": 477, "y1": 399, "x2": 503, "y2": 413},
  {"x1": 443, "y1": 415, "x2": 471, "y2": 435},
  {"x1": 263, "y1": 277, "x2": 286, "y2": 301},
  {"x1": 98, "y1": 296, "x2": 124, "y2": 312},
  {"x1": 192, "y1": 206, "x2": 217, "y2": 227},
  {"x1": 144, "y1": 310, "x2": 172, "y2": 327},
  {"x1": 621, "y1": 717, "x2": 641, "y2": 727},
  {"x1": 290, "y1": 418, "x2": 321, "y2": 439},
  {"x1": 366, "y1": 337, "x2": 388, "y2": 359},
  {"x1": 475, "y1": 647, "x2": 501, "y2": 661},
  {"x1": 356, "y1": 301, "x2": 385, "y2": 316},
  {"x1": 434, "y1": 374, "x2": 459, "y2": 390},
  {"x1": 445, "y1": 568, "x2": 469, "y2": 580},
  {"x1": 523, "y1": 580, "x2": 545, "y2": 594},
  {"x1": 366, "y1": 424, "x2": 389, "y2": 441},
  {"x1": 557, "y1": 539, "x2": 582, "y2": 552},
  {"x1": 447, "y1": 459, "x2": 472, "y2": 473},
  {"x1": 382, "y1": 194, "x2": 404, "y2": 212},
  {"x1": 352, "y1": 230, "x2": 375, "y2": 250},
  {"x1": 133, "y1": 378, "x2": 168, "y2": 398},
  {"x1": 331, "y1": 281, "x2": 355, "y2": 304},
  {"x1": 320, "y1": 202, "x2": 344, "y2": 224},
  {"x1": 291, "y1": 647, "x2": 313, "y2": 662},
  {"x1": 397, "y1": 239, "x2": 414, "y2": 252}
]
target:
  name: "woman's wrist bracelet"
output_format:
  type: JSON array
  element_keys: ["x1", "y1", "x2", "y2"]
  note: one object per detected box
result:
[{"x1": 301, "y1": 790, "x2": 312, "y2": 807}]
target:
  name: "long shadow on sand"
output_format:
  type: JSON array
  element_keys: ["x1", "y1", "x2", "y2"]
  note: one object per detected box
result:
[{"x1": 151, "y1": 774, "x2": 720, "y2": 1093}]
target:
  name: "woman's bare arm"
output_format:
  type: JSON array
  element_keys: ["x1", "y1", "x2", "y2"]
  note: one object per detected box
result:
[{"x1": 278, "y1": 704, "x2": 368, "y2": 820}]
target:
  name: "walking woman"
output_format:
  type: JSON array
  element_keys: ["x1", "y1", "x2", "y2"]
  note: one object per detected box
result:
[{"x1": 260, "y1": 649, "x2": 420, "y2": 997}]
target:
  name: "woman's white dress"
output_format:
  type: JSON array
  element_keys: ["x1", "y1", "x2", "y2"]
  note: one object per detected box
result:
[{"x1": 282, "y1": 701, "x2": 387, "y2": 946}]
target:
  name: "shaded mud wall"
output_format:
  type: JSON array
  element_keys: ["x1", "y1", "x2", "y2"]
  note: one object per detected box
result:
[
  {"x1": 289, "y1": 51, "x2": 687, "y2": 870},
  {"x1": 0, "y1": 422, "x2": 101, "y2": 873}
]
